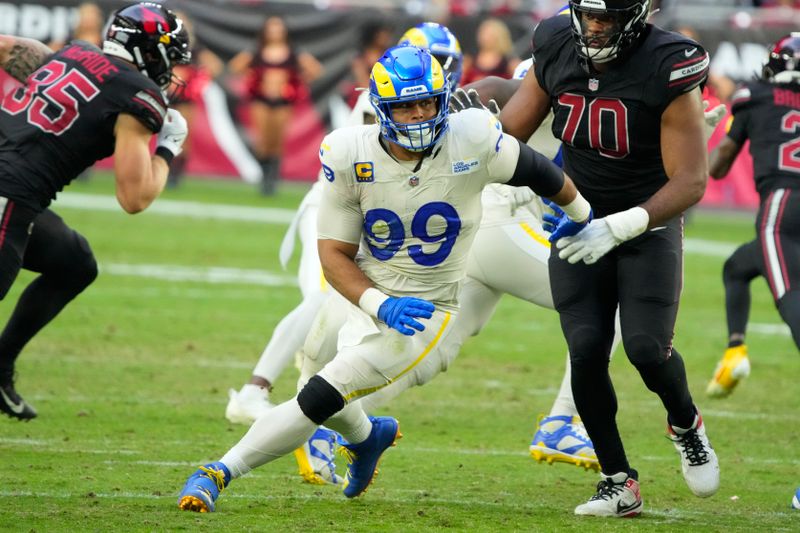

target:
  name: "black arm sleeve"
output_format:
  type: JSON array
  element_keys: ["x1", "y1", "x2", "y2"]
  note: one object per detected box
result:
[{"x1": 506, "y1": 139, "x2": 564, "y2": 197}]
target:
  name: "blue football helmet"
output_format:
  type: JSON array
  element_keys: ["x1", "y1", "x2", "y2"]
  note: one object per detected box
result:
[
  {"x1": 398, "y1": 22, "x2": 463, "y2": 91},
  {"x1": 369, "y1": 45, "x2": 450, "y2": 152}
]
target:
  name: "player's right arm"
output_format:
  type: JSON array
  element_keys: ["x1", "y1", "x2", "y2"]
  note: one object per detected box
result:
[
  {"x1": 0, "y1": 35, "x2": 53, "y2": 82},
  {"x1": 113, "y1": 107, "x2": 187, "y2": 214},
  {"x1": 316, "y1": 130, "x2": 433, "y2": 335},
  {"x1": 499, "y1": 67, "x2": 550, "y2": 141},
  {"x1": 112, "y1": 114, "x2": 169, "y2": 214},
  {"x1": 315, "y1": 130, "x2": 375, "y2": 307},
  {"x1": 463, "y1": 76, "x2": 521, "y2": 109}
]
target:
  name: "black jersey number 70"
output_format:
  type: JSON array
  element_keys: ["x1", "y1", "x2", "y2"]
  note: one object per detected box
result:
[
  {"x1": 558, "y1": 92, "x2": 630, "y2": 159},
  {"x1": 1, "y1": 60, "x2": 100, "y2": 136}
]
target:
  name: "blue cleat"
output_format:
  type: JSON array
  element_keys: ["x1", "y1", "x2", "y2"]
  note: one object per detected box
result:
[
  {"x1": 177, "y1": 462, "x2": 230, "y2": 512},
  {"x1": 293, "y1": 426, "x2": 343, "y2": 485},
  {"x1": 793, "y1": 487, "x2": 800, "y2": 509},
  {"x1": 340, "y1": 416, "x2": 401, "y2": 498},
  {"x1": 529, "y1": 414, "x2": 600, "y2": 472}
]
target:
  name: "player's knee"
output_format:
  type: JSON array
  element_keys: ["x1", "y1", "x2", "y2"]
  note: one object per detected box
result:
[
  {"x1": 296, "y1": 375, "x2": 345, "y2": 424},
  {"x1": 567, "y1": 328, "x2": 609, "y2": 367},
  {"x1": 61, "y1": 235, "x2": 98, "y2": 290},
  {"x1": 722, "y1": 255, "x2": 742, "y2": 283},
  {"x1": 777, "y1": 291, "x2": 800, "y2": 339},
  {"x1": 623, "y1": 333, "x2": 667, "y2": 367}
]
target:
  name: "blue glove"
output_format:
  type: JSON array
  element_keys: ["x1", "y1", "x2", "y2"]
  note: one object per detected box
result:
[
  {"x1": 542, "y1": 199, "x2": 593, "y2": 243},
  {"x1": 377, "y1": 297, "x2": 435, "y2": 336}
]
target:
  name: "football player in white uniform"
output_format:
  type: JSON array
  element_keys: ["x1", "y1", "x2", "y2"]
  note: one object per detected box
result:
[
  {"x1": 178, "y1": 45, "x2": 592, "y2": 512},
  {"x1": 226, "y1": 24, "x2": 602, "y2": 485}
]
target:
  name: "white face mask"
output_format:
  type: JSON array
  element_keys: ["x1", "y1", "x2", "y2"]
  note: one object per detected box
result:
[
  {"x1": 395, "y1": 123, "x2": 436, "y2": 152},
  {"x1": 584, "y1": 45, "x2": 617, "y2": 63}
]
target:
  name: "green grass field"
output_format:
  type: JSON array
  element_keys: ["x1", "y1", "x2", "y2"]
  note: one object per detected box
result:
[{"x1": 0, "y1": 175, "x2": 798, "y2": 532}]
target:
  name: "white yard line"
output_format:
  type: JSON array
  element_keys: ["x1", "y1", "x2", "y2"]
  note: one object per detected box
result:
[
  {"x1": 100, "y1": 263, "x2": 297, "y2": 287},
  {"x1": 54, "y1": 192, "x2": 295, "y2": 224}
]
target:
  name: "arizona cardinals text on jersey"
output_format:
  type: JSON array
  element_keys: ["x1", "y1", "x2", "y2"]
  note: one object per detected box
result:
[
  {"x1": 728, "y1": 81, "x2": 800, "y2": 200},
  {"x1": 532, "y1": 15, "x2": 709, "y2": 216},
  {"x1": 317, "y1": 108, "x2": 520, "y2": 312},
  {"x1": 0, "y1": 40, "x2": 167, "y2": 210}
]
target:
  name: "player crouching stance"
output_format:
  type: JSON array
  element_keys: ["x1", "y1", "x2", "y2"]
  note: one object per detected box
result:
[{"x1": 178, "y1": 45, "x2": 591, "y2": 512}]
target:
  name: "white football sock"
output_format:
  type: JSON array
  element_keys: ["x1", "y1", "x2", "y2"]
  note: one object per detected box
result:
[
  {"x1": 220, "y1": 398, "x2": 316, "y2": 478},
  {"x1": 325, "y1": 401, "x2": 373, "y2": 445},
  {"x1": 548, "y1": 353, "x2": 578, "y2": 418}
]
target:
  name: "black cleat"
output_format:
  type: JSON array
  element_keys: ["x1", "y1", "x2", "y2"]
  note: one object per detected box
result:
[{"x1": 0, "y1": 379, "x2": 37, "y2": 420}]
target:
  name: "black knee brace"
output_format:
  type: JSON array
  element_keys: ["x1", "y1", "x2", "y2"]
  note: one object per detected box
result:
[{"x1": 296, "y1": 375, "x2": 345, "y2": 424}]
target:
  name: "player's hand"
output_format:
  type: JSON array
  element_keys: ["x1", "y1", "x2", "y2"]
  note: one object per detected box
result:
[
  {"x1": 449, "y1": 88, "x2": 500, "y2": 117},
  {"x1": 504, "y1": 186, "x2": 536, "y2": 215},
  {"x1": 542, "y1": 199, "x2": 593, "y2": 242},
  {"x1": 157, "y1": 108, "x2": 188, "y2": 157},
  {"x1": 556, "y1": 218, "x2": 620, "y2": 264},
  {"x1": 703, "y1": 100, "x2": 727, "y2": 142},
  {"x1": 377, "y1": 297, "x2": 435, "y2": 336}
]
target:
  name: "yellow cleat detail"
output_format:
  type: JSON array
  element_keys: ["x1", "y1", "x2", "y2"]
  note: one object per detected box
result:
[
  {"x1": 178, "y1": 495, "x2": 209, "y2": 513},
  {"x1": 707, "y1": 344, "x2": 750, "y2": 398}
]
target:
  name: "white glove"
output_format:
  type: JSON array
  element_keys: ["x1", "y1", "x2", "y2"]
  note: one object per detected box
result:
[
  {"x1": 503, "y1": 186, "x2": 536, "y2": 215},
  {"x1": 703, "y1": 100, "x2": 727, "y2": 142},
  {"x1": 556, "y1": 206, "x2": 649, "y2": 264},
  {"x1": 157, "y1": 108, "x2": 188, "y2": 157},
  {"x1": 449, "y1": 88, "x2": 500, "y2": 117}
]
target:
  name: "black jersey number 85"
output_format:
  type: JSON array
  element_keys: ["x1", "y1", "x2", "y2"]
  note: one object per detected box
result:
[{"x1": 1, "y1": 60, "x2": 100, "y2": 136}]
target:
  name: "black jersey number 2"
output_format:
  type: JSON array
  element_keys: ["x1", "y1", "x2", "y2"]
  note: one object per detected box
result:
[
  {"x1": 1, "y1": 60, "x2": 100, "y2": 136},
  {"x1": 779, "y1": 110, "x2": 800, "y2": 174},
  {"x1": 558, "y1": 93, "x2": 630, "y2": 159}
]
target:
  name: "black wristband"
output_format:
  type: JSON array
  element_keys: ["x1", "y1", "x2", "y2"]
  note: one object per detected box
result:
[{"x1": 155, "y1": 146, "x2": 174, "y2": 166}]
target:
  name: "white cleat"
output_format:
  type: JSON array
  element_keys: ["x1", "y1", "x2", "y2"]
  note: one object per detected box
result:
[
  {"x1": 574, "y1": 470, "x2": 643, "y2": 517},
  {"x1": 668, "y1": 412, "x2": 720, "y2": 498},
  {"x1": 293, "y1": 427, "x2": 342, "y2": 485},
  {"x1": 225, "y1": 384, "x2": 273, "y2": 425}
]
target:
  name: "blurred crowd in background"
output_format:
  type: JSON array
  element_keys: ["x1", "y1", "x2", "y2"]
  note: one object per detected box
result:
[{"x1": 2, "y1": 0, "x2": 799, "y2": 207}]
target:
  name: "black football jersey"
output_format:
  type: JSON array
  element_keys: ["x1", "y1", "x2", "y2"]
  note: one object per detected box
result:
[
  {"x1": 728, "y1": 80, "x2": 800, "y2": 199},
  {"x1": 0, "y1": 41, "x2": 167, "y2": 210},
  {"x1": 532, "y1": 16, "x2": 709, "y2": 215}
]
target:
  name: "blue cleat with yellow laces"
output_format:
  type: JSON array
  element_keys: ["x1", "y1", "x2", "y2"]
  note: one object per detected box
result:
[
  {"x1": 340, "y1": 416, "x2": 401, "y2": 498},
  {"x1": 177, "y1": 462, "x2": 230, "y2": 512}
]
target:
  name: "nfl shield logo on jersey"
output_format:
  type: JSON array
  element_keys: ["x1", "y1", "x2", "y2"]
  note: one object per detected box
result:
[
  {"x1": 409, "y1": 176, "x2": 419, "y2": 187},
  {"x1": 588, "y1": 78, "x2": 599, "y2": 92}
]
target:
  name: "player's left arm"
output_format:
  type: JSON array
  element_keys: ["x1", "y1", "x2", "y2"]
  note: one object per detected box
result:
[
  {"x1": 485, "y1": 118, "x2": 591, "y2": 232},
  {"x1": 641, "y1": 86, "x2": 708, "y2": 225},
  {"x1": 0, "y1": 35, "x2": 53, "y2": 82}
]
